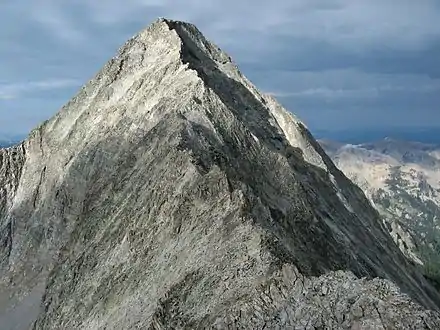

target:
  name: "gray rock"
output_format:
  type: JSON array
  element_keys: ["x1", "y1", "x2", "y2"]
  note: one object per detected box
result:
[{"x1": 1, "y1": 18, "x2": 440, "y2": 329}]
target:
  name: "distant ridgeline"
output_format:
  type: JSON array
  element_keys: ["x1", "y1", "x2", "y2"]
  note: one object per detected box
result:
[
  {"x1": 0, "y1": 136, "x2": 24, "y2": 148},
  {"x1": 0, "y1": 141, "x2": 15, "y2": 148},
  {"x1": 313, "y1": 127, "x2": 440, "y2": 145}
]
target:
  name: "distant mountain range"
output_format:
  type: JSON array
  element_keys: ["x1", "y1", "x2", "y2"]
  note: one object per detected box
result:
[
  {"x1": 314, "y1": 127, "x2": 440, "y2": 145},
  {"x1": 0, "y1": 134, "x2": 23, "y2": 148},
  {"x1": 3, "y1": 127, "x2": 438, "y2": 148},
  {"x1": 320, "y1": 138, "x2": 440, "y2": 288}
]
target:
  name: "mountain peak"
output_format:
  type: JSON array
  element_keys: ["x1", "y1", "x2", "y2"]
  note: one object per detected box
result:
[
  {"x1": 117, "y1": 17, "x2": 235, "y2": 72},
  {"x1": 2, "y1": 18, "x2": 440, "y2": 329}
]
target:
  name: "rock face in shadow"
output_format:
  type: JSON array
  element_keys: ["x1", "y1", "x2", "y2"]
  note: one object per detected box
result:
[{"x1": 1, "y1": 19, "x2": 440, "y2": 329}]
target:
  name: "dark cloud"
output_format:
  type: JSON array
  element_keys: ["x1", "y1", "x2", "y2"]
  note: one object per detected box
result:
[
  {"x1": 0, "y1": 1, "x2": 439, "y2": 134},
  {"x1": 238, "y1": 37, "x2": 440, "y2": 78},
  {"x1": 274, "y1": 82, "x2": 440, "y2": 130}
]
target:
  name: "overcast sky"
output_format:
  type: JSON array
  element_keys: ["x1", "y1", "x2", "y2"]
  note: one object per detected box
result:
[{"x1": 1, "y1": 1, "x2": 439, "y2": 136}]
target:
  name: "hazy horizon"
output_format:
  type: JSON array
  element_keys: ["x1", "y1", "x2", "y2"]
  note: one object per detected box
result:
[{"x1": 2, "y1": 124, "x2": 439, "y2": 147}]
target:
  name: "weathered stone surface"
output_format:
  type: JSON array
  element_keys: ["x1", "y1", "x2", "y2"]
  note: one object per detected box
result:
[{"x1": 1, "y1": 18, "x2": 439, "y2": 329}]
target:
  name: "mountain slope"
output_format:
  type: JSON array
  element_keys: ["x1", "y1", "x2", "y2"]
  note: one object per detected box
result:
[
  {"x1": 1, "y1": 19, "x2": 440, "y2": 329},
  {"x1": 321, "y1": 139, "x2": 440, "y2": 287}
]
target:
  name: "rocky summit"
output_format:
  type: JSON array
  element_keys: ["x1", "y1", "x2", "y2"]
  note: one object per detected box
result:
[{"x1": 1, "y1": 18, "x2": 440, "y2": 329}]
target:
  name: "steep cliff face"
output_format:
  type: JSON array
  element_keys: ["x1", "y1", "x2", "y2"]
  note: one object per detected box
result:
[
  {"x1": 0, "y1": 143, "x2": 26, "y2": 268},
  {"x1": 1, "y1": 19, "x2": 440, "y2": 329}
]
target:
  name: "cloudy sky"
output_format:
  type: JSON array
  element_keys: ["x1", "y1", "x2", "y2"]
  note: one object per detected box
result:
[{"x1": 1, "y1": 1, "x2": 439, "y2": 136}]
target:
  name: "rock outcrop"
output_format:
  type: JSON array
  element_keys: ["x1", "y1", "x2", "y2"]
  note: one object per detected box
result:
[{"x1": 1, "y1": 19, "x2": 440, "y2": 329}]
